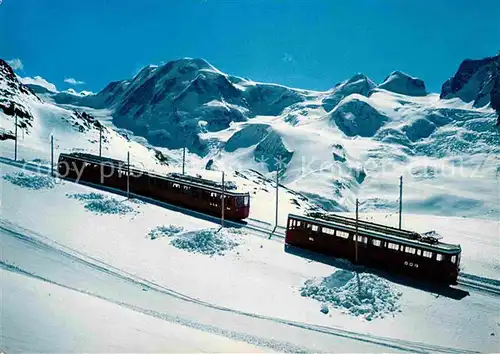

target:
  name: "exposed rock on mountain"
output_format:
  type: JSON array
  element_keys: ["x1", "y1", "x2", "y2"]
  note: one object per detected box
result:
[
  {"x1": 0, "y1": 59, "x2": 40, "y2": 130},
  {"x1": 254, "y1": 130, "x2": 293, "y2": 172},
  {"x1": 224, "y1": 124, "x2": 271, "y2": 153},
  {"x1": 441, "y1": 54, "x2": 500, "y2": 120},
  {"x1": 328, "y1": 95, "x2": 389, "y2": 137},
  {"x1": 378, "y1": 71, "x2": 427, "y2": 97}
]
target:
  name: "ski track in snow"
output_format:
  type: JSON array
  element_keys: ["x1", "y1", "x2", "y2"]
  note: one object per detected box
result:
[{"x1": 0, "y1": 221, "x2": 480, "y2": 354}]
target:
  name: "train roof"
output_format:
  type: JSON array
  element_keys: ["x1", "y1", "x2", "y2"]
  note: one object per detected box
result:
[
  {"x1": 289, "y1": 212, "x2": 461, "y2": 254},
  {"x1": 59, "y1": 152, "x2": 249, "y2": 196}
]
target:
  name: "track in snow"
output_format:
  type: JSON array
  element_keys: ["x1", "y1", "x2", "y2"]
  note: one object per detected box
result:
[
  {"x1": 1, "y1": 156, "x2": 498, "y2": 297},
  {"x1": 0, "y1": 221, "x2": 478, "y2": 354}
]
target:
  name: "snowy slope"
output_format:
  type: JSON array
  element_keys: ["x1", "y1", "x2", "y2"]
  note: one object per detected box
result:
[
  {"x1": 2, "y1": 270, "x2": 267, "y2": 353},
  {"x1": 1, "y1": 163, "x2": 499, "y2": 352}
]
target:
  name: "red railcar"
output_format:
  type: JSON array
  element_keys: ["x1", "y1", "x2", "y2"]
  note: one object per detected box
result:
[
  {"x1": 285, "y1": 213, "x2": 461, "y2": 284},
  {"x1": 57, "y1": 153, "x2": 250, "y2": 220}
]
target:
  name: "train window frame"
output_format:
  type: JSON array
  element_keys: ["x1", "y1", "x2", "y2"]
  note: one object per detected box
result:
[
  {"x1": 311, "y1": 225, "x2": 319, "y2": 232},
  {"x1": 323, "y1": 227, "x2": 335, "y2": 235},
  {"x1": 436, "y1": 253, "x2": 444, "y2": 261},
  {"x1": 372, "y1": 239, "x2": 382, "y2": 247},
  {"x1": 405, "y1": 246, "x2": 416, "y2": 254},
  {"x1": 387, "y1": 242, "x2": 399, "y2": 251},
  {"x1": 422, "y1": 250, "x2": 433, "y2": 258},
  {"x1": 356, "y1": 235, "x2": 368, "y2": 244},
  {"x1": 451, "y1": 255, "x2": 457, "y2": 264},
  {"x1": 335, "y1": 230, "x2": 349, "y2": 239}
]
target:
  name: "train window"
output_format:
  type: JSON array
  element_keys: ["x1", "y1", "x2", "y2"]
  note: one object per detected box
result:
[
  {"x1": 297, "y1": 221, "x2": 302, "y2": 227},
  {"x1": 244, "y1": 196, "x2": 249, "y2": 206},
  {"x1": 405, "y1": 247, "x2": 416, "y2": 254},
  {"x1": 387, "y1": 243, "x2": 399, "y2": 251},
  {"x1": 311, "y1": 225, "x2": 319, "y2": 232},
  {"x1": 422, "y1": 250, "x2": 433, "y2": 258},
  {"x1": 323, "y1": 227, "x2": 335, "y2": 235},
  {"x1": 436, "y1": 254, "x2": 443, "y2": 261},
  {"x1": 372, "y1": 239, "x2": 382, "y2": 247},
  {"x1": 356, "y1": 235, "x2": 367, "y2": 243},
  {"x1": 336, "y1": 230, "x2": 349, "y2": 239},
  {"x1": 451, "y1": 255, "x2": 457, "y2": 264},
  {"x1": 416, "y1": 249, "x2": 422, "y2": 256}
]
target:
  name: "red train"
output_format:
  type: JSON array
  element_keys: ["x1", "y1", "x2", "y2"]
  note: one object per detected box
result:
[
  {"x1": 57, "y1": 153, "x2": 250, "y2": 220},
  {"x1": 57, "y1": 152, "x2": 462, "y2": 284},
  {"x1": 285, "y1": 213, "x2": 462, "y2": 284}
]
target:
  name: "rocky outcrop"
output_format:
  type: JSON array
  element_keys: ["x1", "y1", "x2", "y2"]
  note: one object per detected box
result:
[
  {"x1": 329, "y1": 95, "x2": 389, "y2": 137},
  {"x1": 0, "y1": 59, "x2": 40, "y2": 131},
  {"x1": 441, "y1": 54, "x2": 500, "y2": 121}
]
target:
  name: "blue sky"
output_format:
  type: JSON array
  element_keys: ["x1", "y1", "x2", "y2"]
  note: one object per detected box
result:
[{"x1": 1, "y1": 0, "x2": 499, "y2": 93}]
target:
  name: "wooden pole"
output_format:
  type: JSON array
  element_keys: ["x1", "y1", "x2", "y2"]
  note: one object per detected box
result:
[
  {"x1": 275, "y1": 162, "x2": 279, "y2": 229},
  {"x1": 99, "y1": 127, "x2": 102, "y2": 157},
  {"x1": 221, "y1": 171, "x2": 225, "y2": 228},
  {"x1": 182, "y1": 146, "x2": 186, "y2": 175},
  {"x1": 14, "y1": 114, "x2": 17, "y2": 161},
  {"x1": 355, "y1": 198, "x2": 359, "y2": 264},
  {"x1": 127, "y1": 151, "x2": 130, "y2": 199},
  {"x1": 399, "y1": 175, "x2": 403, "y2": 229},
  {"x1": 50, "y1": 135, "x2": 54, "y2": 177}
]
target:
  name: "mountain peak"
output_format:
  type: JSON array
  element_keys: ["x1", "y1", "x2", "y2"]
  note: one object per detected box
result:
[{"x1": 378, "y1": 71, "x2": 427, "y2": 97}]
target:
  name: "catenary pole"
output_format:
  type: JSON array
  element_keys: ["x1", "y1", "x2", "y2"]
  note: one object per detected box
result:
[
  {"x1": 50, "y1": 135, "x2": 54, "y2": 177},
  {"x1": 99, "y1": 127, "x2": 102, "y2": 157},
  {"x1": 275, "y1": 162, "x2": 279, "y2": 229},
  {"x1": 182, "y1": 146, "x2": 186, "y2": 175},
  {"x1": 355, "y1": 198, "x2": 359, "y2": 264},
  {"x1": 14, "y1": 114, "x2": 17, "y2": 161},
  {"x1": 127, "y1": 151, "x2": 130, "y2": 199},
  {"x1": 221, "y1": 171, "x2": 225, "y2": 228},
  {"x1": 399, "y1": 175, "x2": 403, "y2": 229}
]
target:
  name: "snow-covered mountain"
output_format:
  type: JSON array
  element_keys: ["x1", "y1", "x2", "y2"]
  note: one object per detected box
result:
[
  {"x1": 0, "y1": 59, "x2": 321, "y2": 221},
  {"x1": 2, "y1": 56, "x2": 499, "y2": 219},
  {"x1": 3, "y1": 58, "x2": 499, "y2": 354},
  {"x1": 0, "y1": 59, "x2": 170, "y2": 170}
]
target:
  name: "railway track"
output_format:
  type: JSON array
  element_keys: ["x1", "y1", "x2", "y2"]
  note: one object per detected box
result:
[
  {"x1": 1, "y1": 156, "x2": 498, "y2": 297},
  {"x1": 457, "y1": 273, "x2": 500, "y2": 296},
  {"x1": 0, "y1": 156, "x2": 285, "y2": 239}
]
